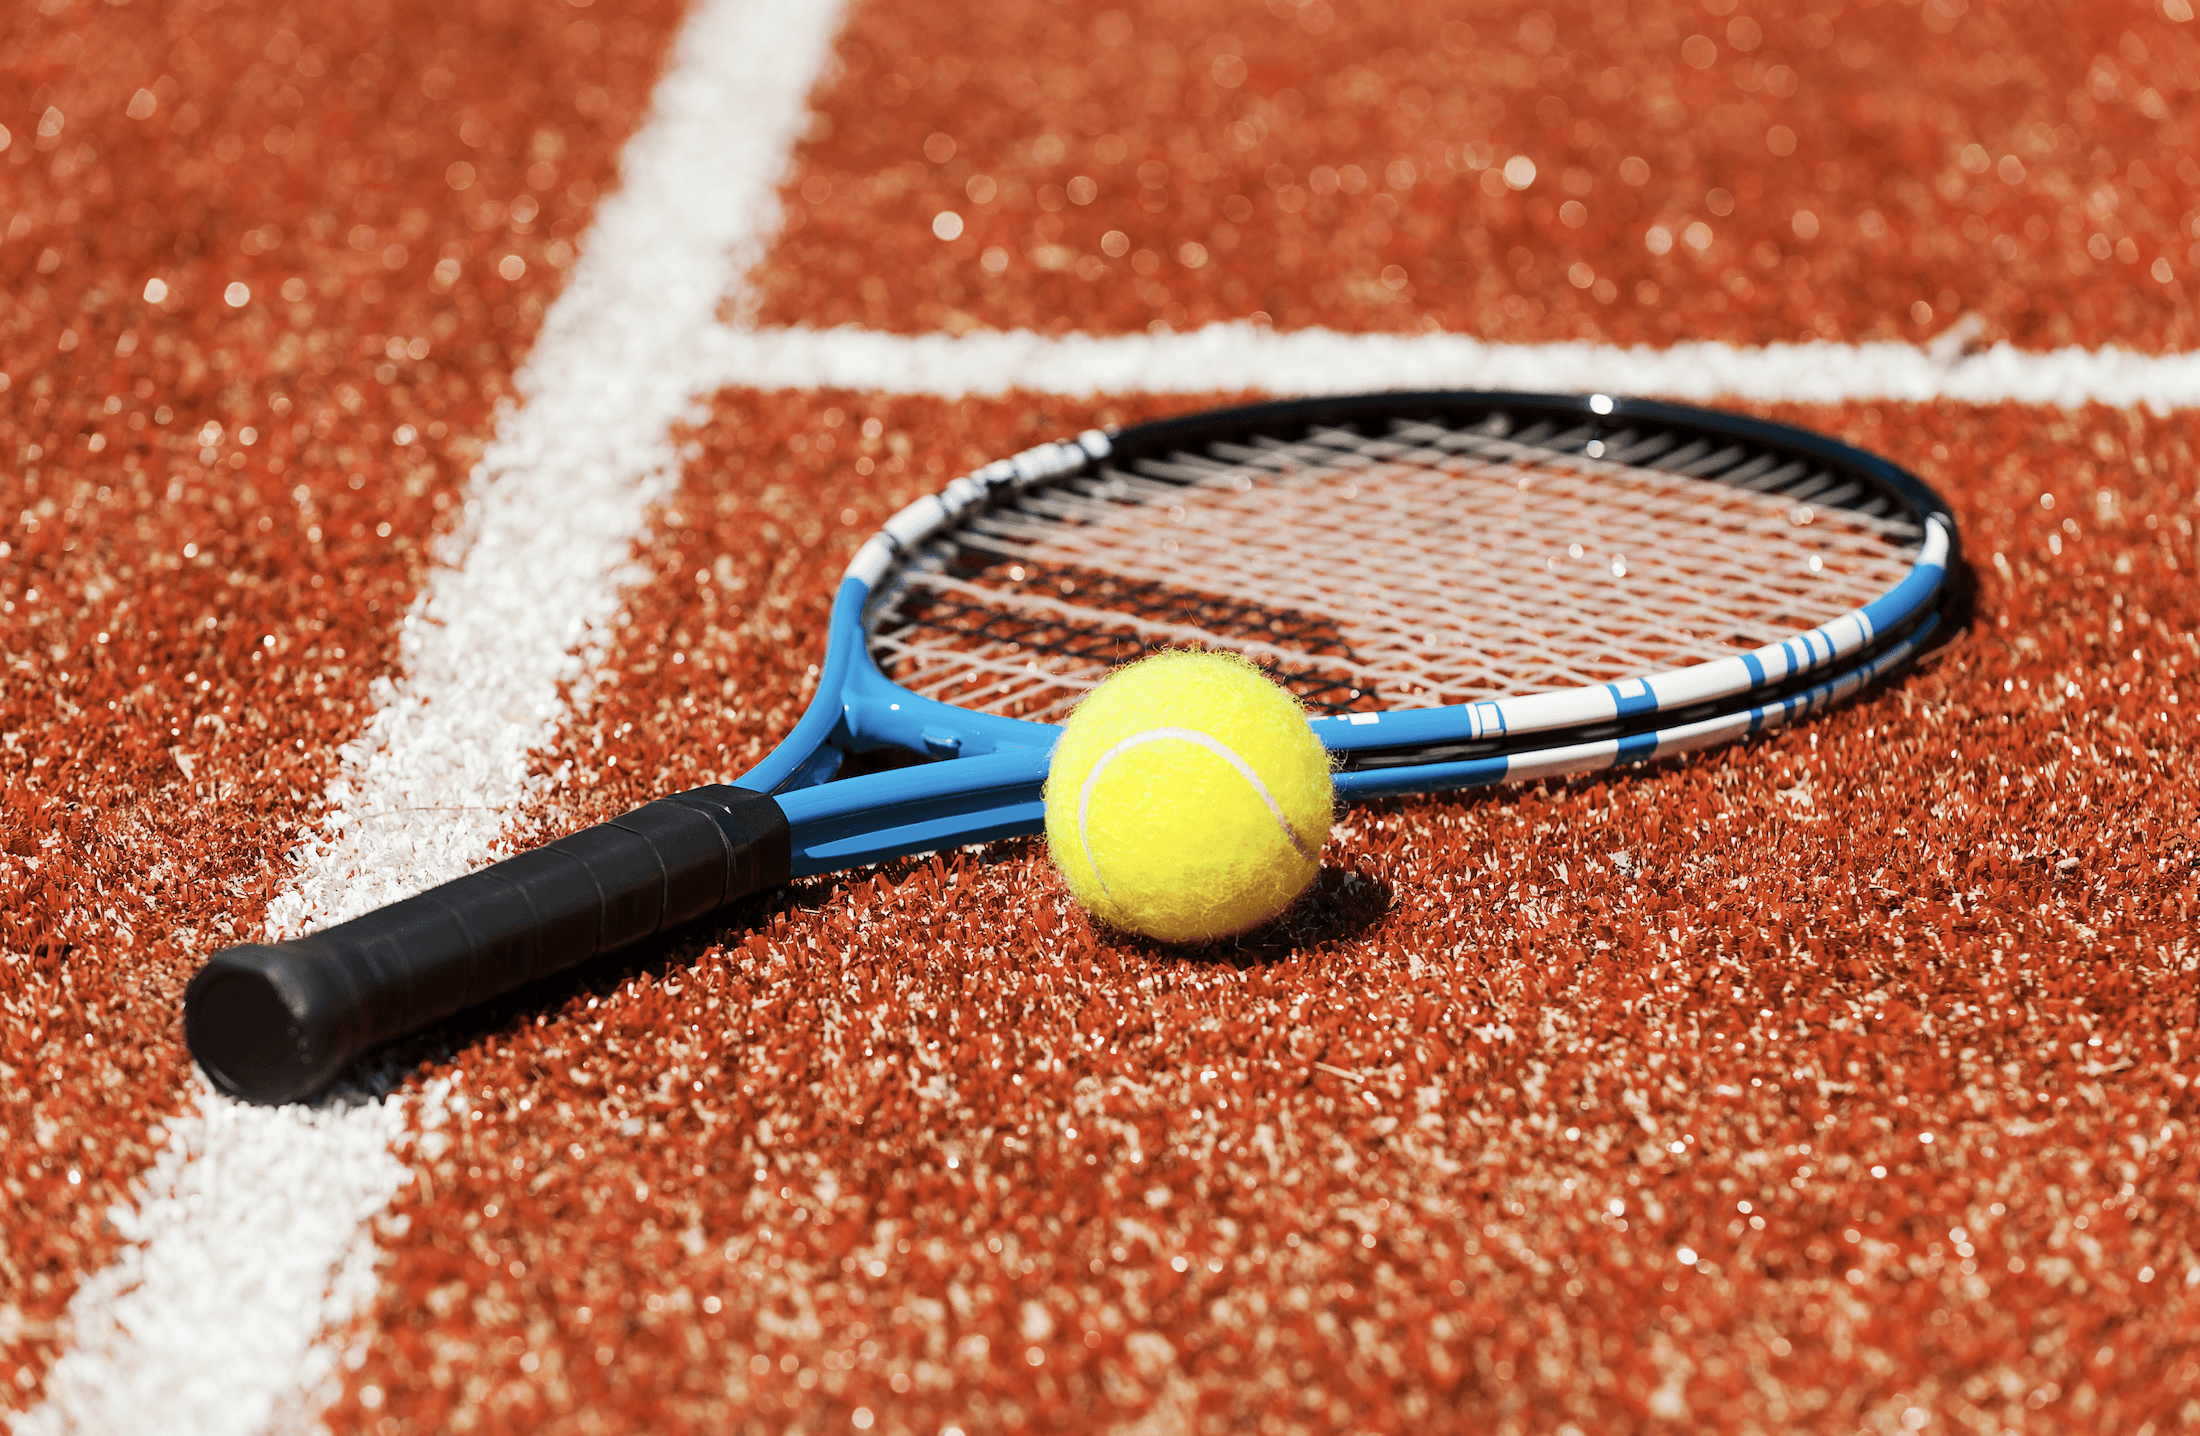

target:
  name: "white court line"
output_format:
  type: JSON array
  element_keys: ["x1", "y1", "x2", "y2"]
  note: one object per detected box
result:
[
  {"x1": 10, "y1": 1, "x2": 846, "y2": 1432},
  {"x1": 698, "y1": 320, "x2": 2200, "y2": 409}
]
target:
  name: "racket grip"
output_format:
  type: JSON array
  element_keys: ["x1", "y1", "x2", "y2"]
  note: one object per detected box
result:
[{"x1": 183, "y1": 784, "x2": 790, "y2": 1105}]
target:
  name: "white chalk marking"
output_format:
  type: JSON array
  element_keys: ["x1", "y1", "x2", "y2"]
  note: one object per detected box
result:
[
  {"x1": 698, "y1": 321, "x2": 2200, "y2": 410},
  {"x1": 11, "y1": 1082, "x2": 422, "y2": 1436},
  {"x1": 14, "y1": 0, "x2": 847, "y2": 1432}
]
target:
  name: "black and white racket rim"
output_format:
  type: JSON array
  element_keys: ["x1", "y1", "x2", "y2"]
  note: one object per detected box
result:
[{"x1": 738, "y1": 390, "x2": 1958, "y2": 872}]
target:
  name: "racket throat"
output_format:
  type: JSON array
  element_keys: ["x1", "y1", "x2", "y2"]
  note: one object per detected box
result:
[{"x1": 785, "y1": 740, "x2": 849, "y2": 789}]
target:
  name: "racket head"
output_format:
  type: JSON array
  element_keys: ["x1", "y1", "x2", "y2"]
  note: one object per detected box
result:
[{"x1": 739, "y1": 391, "x2": 1956, "y2": 819}]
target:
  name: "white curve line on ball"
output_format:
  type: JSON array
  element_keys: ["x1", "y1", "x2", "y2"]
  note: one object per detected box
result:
[{"x1": 1075, "y1": 727, "x2": 1315, "y2": 896}]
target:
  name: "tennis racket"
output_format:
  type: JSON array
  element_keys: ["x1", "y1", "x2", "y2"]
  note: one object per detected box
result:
[{"x1": 185, "y1": 391, "x2": 1958, "y2": 1103}]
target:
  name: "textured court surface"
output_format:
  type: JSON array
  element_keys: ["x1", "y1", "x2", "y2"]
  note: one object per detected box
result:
[{"x1": 4, "y1": 0, "x2": 2200, "y2": 1432}]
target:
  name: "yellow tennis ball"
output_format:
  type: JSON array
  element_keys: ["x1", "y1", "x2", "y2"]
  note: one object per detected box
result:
[{"x1": 1044, "y1": 650, "x2": 1334, "y2": 944}]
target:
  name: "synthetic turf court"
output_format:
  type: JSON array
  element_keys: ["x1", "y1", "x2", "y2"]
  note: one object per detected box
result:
[{"x1": 4, "y1": 0, "x2": 2198, "y2": 1431}]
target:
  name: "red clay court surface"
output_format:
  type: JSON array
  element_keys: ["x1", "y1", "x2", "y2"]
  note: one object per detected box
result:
[{"x1": 5, "y1": 0, "x2": 2200, "y2": 1432}]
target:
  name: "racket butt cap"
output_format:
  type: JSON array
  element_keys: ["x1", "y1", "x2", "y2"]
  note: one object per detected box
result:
[{"x1": 185, "y1": 938, "x2": 364, "y2": 1105}]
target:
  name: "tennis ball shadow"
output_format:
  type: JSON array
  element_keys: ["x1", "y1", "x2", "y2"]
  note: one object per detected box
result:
[{"x1": 1086, "y1": 861, "x2": 1395, "y2": 967}]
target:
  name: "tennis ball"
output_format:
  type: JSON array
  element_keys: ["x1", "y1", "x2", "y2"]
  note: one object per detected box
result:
[{"x1": 1044, "y1": 650, "x2": 1334, "y2": 944}]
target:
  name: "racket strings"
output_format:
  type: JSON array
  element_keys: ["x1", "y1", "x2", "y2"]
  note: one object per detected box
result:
[
  {"x1": 867, "y1": 414, "x2": 1920, "y2": 718},
  {"x1": 1362, "y1": 418, "x2": 1922, "y2": 542},
  {"x1": 1472, "y1": 418, "x2": 1919, "y2": 533},
  {"x1": 1339, "y1": 423, "x2": 1912, "y2": 624},
  {"x1": 1223, "y1": 423, "x2": 1910, "y2": 628},
  {"x1": 1068, "y1": 428, "x2": 1902, "y2": 684},
  {"x1": 874, "y1": 563, "x2": 1366, "y2": 721}
]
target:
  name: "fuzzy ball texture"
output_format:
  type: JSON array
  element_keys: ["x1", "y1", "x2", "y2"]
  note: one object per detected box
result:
[{"x1": 1044, "y1": 650, "x2": 1335, "y2": 944}]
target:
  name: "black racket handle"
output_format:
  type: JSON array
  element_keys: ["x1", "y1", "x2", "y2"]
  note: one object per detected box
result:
[{"x1": 183, "y1": 784, "x2": 790, "y2": 1105}]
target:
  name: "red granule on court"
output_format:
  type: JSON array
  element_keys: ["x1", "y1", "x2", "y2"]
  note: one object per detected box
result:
[{"x1": 754, "y1": 0, "x2": 2197, "y2": 349}]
